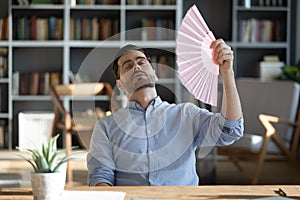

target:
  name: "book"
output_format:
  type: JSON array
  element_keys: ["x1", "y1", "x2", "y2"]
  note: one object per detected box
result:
[
  {"x1": 13, "y1": 71, "x2": 63, "y2": 95},
  {"x1": 0, "y1": 18, "x2": 8, "y2": 40},
  {"x1": 0, "y1": 121, "x2": 4, "y2": 148},
  {"x1": 263, "y1": 55, "x2": 280, "y2": 62},
  {"x1": 100, "y1": 18, "x2": 112, "y2": 40},
  {"x1": 238, "y1": 18, "x2": 283, "y2": 42},
  {"x1": 259, "y1": 61, "x2": 284, "y2": 81},
  {"x1": 0, "y1": 55, "x2": 8, "y2": 78},
  {"x1": 30, "y1": 72, "x2": 40, "y2": 95},
  {"x1": 12, "y1": 71, "x2": 20, "y2": 95},
  {"x1": 36, "y1": 18, "x2": 49, "y2": 40},
  {"x1": 54, "y1": 18, "x2": 63, "y2": 40},
  {"x1": 31, "y1": 0, "x2": 55, "y2": 4},
  {"x1": 91, "y1": 17, "x2": 99, "y2": 40},
  {"x1": 70, "y1": 18, "x2": 75, "y2": 40}
]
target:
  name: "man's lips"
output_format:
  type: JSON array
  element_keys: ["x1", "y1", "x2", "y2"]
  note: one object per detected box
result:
[{"x1": 131, "y1": 71, "x2": 146, "y2": 79}]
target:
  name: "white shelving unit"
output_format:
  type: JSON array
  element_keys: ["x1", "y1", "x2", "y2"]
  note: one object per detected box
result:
[{"x1": 1, "y1": 0, "x2": 183, "y2": 149}]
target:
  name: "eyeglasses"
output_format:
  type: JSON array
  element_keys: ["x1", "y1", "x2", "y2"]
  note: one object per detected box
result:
[{"x1": 119, "y1": 57, "x2": 151, "y2": 75}]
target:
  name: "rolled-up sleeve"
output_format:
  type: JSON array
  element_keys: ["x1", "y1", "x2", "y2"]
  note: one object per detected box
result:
[
  {"x1": 217, "y1": 115, "x2": 244, "y2": 146},
  {"x1": 185, "y1": 103, "x2": 244, "y2": 147}
]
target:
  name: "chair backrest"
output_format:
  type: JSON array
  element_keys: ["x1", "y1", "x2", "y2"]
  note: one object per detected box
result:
[
  {"x1": 49, "y1": 85, "x2": 68, "y2": 116},
  {"x1": 49, "y1": 85, "x2": 71, "y2": 138},
  {"x1": 236, "y1": 78, "x2": 300, "y2": 152},
  {"x1": 49, "y1": 83, "x2": 113, "y2": 149}
]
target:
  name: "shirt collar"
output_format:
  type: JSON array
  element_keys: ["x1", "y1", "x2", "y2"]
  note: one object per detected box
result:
[{"x1": 127, "y1": 96, "x2": 162, "y2": 111}]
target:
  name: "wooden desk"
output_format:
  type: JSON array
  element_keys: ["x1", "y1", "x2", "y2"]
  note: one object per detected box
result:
[{"x1": 0, "y1": 185, "x2": 299, "y2": 200}]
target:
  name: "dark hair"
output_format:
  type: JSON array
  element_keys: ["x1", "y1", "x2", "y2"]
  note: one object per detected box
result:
[{"x1": 112, "y1": 44, "x2": 145, "y2": 80}]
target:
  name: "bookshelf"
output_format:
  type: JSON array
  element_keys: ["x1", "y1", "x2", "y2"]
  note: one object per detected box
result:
[
  {"x1": 1, "y1": 0, "x2": 182, "y2": 149},
  {"x1": 1, "y1": 0, "x2": 293, "y2": 150},
  {"x1": 232, "y1": 0, "x2": 291, "y2": 78},
  {"x1": 0, "y1": 0, "x2": 9, "y2": 149},
  {"x1": 183, "y1": 0, "x2": 291, "y2": 78}
]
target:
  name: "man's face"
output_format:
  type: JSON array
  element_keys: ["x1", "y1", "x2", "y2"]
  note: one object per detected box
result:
[{"x1": 116, "y1": 50, "x2": 158, "y2": 94}]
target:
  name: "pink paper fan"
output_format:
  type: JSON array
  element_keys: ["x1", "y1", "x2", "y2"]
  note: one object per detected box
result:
[{"x1": 176, "y1": 5, "x2": 219, "y2": 106}]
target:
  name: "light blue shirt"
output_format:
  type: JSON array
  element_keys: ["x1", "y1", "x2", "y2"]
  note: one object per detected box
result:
[{"x1": 87, "y1": 96, "x2": 243, "y2": 186}]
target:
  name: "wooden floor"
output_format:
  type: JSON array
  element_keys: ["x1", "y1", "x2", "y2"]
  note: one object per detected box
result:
[
  {"x1": 0, "y1": 150, "x2": 300, "y2": 187},
  {"x1": 215, "y1": 157, "x2": 300, "y2": 185}
]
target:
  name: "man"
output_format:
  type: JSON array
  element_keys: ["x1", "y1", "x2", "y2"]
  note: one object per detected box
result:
[{"x1": 87, "y1": 39, "x2": 244, "y2": 186}]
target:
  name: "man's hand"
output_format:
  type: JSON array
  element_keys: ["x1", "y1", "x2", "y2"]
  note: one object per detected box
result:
[
  {"x1": 95, "y1": 182, "x2": 111, "y2": 186},
  {"x1": 210, "y1": 39, "x2": 234, "y2": 74}
]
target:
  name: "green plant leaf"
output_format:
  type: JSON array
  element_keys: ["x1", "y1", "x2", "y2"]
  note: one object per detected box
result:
[
  {"x1": 280, "y1": 65, "x2": 300, "y2": 83},
  {"x1": 47, "y1": 134, "x2": 58, "y2": 163},
  {"x1": 15, "y1": 134, "x2": 79, "y2": 173},
  {"x1": 42, "y1": 143, "x2": 49, "y2": 161},
  {"x1": 14, "y1": 153, "x2": 38, "y2": 171}
]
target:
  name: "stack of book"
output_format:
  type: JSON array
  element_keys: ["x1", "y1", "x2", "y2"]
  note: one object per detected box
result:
[
  {"x1": 141, "y1": 18, "x2": 174, "y2": 40},
  {"x1": 259, "y1": 55, "x2": 284, "y2": 81},
  {"x1": 150, "y1": 54, "x2": 174, "y2": 78},
  {"x1": 12, "y1": 71, "x2": 62, "y2": 95},
  {"x1": 70, "y1": 17, "x2": 119, "y2": 40},
  {"x1": 13, "y1": 16, "x2": 63, "y2": 40},
  {"x1": 238, "y1": 18, "x2": 285, "y2": 42}
]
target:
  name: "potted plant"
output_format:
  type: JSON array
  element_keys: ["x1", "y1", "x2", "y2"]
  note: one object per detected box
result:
[
  {"x1": 277, "y1": 60, "x2": 300, "y2": 83},
  {"x1": 17, "y1": 134, "x2": 76, "y2": 200}
]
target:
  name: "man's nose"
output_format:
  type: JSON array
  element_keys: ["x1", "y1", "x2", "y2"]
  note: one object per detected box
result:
[{"x1": 133, "y1": 61, "x2": 141, "y2": 71}]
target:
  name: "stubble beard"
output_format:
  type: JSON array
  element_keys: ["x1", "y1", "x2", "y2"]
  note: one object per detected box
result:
[{"x1": 121, "y1": 72, "x2": 157, "y2": 94}]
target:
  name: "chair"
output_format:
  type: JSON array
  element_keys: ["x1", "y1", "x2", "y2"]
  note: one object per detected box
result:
[
  {"x1": 218, "y1": 78, "x2": 300, "y2": 184},
  {"x1": 49, "y1": 82, "x2": 113, "y2": 183}
]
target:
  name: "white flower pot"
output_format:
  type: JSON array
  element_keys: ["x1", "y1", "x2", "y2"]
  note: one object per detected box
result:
[{"x1": 31, "y1": 172, "x2": 66, "y2": 200}]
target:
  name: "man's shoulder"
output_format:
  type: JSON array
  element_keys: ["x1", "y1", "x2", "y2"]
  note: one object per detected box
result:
[
  {"x1": 95, "y1": 114, "x2": 115, "y2": 127},
  {"x1": 159, "y1": 100, "x2": 203, "y2": 113}
]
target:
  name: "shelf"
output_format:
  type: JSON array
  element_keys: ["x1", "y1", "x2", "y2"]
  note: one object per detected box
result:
[
  {"x1": 69, "y1": 40, "x2": 121, "y2": 48},
  {"x1": 69, "y1": 95, "x2": 110, "y2": 101},
  {"x1": 0, "y1": 113, "x2": 9, "y2": 118},
  {"x1": 69, "y1": 40, "x2": 176, "y2": 48},
  {"x1": 12, "y1": 41, "x2": 65, "y2": 47},
  {"x1": 12, "y1": 95, "x2": 51, "y2": 101},
  {"x1": 236, "y1": 6, "x2": 289, "y2": 12},
  {"x1": 157, "y1": 78, "x2": 176, "y2": 84},
  {"x1": 125, "y1": 5, "x2": 177, "y2": 10},
  {"x1": 124, "y1": 41, "x2": 176, "y2": 48},
  {"x1": 11, "y1": 4, "x2": 65, "y2": 10},
  {"x1": 234, "y1": 42, "x2": 289, "y2": 48},
  {"x1": 0, "y1": 78, "x2": 9, "y2": 83},
  {"x1": 0, "y1": 41, "x2": 9, "y2": 46},
  {"x1": 68, "y1": 40, "x2": 176, "y2": 48},
  {"x1": 70, "y1": 5, "x2": 121, "y2": 10}
]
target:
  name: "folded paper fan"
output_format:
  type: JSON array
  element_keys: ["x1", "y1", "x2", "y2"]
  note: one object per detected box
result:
[{"x1": 176, "y1": 5, "x2": 219, "y2": 106}]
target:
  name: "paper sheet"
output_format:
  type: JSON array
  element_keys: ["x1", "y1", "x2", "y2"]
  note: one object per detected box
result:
[{"x1": 62, "y1": 190, "x2": 126, "y2": 200}]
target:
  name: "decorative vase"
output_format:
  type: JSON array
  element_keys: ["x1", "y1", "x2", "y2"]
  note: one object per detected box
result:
[{"x1": 31, "y1": 171, "x2": 66, "y2": 200}]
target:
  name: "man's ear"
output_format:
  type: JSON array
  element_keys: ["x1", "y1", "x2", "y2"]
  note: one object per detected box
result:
[{"x1": 116, "y1": 79, "x2": 123, "y2": 91}]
